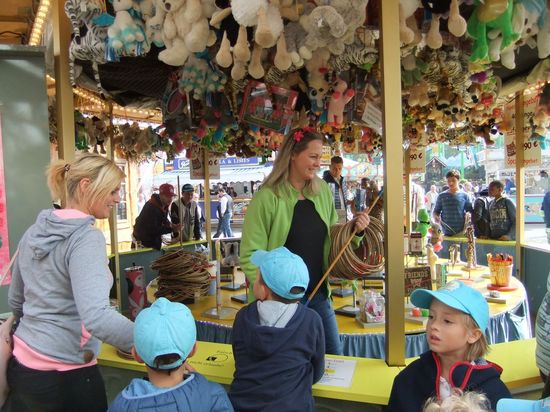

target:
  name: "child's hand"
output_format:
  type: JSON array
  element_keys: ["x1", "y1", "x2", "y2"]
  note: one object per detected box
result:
[{"x1": 499, "y1": 235, "x2": 510, "y2": 241}]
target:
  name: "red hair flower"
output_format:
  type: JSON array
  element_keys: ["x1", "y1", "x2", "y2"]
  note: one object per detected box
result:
[{"x1": 293, "y1": 130, "x2": 304, "y2": 142}]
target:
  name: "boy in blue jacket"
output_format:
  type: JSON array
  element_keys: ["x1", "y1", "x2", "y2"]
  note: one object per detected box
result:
[
  {"x1": 108, "y1": 298, "x2": 233, "y2": 412},
  {"x1": 488, "y1": 180, "x2": 516, "y2": 241},
  {"x1": 387, "y1": 281, "x2": 511, "y2": 412},
  {"x1": 229, "y1": 247, "x2": 325, "y2": 412}
]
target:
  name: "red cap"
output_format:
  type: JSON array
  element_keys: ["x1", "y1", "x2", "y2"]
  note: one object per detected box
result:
[{"x1": 159, "y1": 183, "x2": 176, "y2": 197}]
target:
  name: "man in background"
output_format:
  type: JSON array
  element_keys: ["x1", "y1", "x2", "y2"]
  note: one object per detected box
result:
[
  {"x1": 433, "y1": 170, "x2": 473, "y2": 237},
  {"x1": 214, "y1": 188, "x2": 233, "y2": 238},
  {"x1": 133, "y1": 183, "x2": 180, "y2": 250},
  {"x1": 323, "y1": 156, "x2": 349, "y2": 222},
  {"x1": 170, "y1": 184, "x2": 201, "y2": 242}
]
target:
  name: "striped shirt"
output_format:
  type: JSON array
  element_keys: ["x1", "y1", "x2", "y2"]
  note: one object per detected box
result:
[
  {"x1": 433, "y1": 190, "x2": 473, "y2": 236},
  {"x1": 536, "y1": 272, "x2": 550, "y2": 376}
]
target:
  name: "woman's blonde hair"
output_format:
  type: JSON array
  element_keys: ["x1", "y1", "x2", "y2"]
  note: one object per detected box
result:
[
  {"x1": 47, "y1": 154, "x2": 124, "y2": 211},
  {"x1": 262, "y1": 129, "x2": 324, "y2": 197},
  {"x1": 423, "y1": 389, "x2": 490, "y2": 412},
  {"x1": 461, "y1": 312, "x2": 490, "y2": 361}
]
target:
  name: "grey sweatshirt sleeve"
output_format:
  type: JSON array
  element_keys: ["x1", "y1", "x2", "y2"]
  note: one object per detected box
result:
[
  {"x1": 8, "y1": 250, "x2": 24, "y2": 319},
  {"x1": 68, "y1": 230, "x2": 134, "y2": 352}
]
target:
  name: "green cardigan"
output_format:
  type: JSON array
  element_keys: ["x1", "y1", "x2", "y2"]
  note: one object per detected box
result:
[{"x1": 240, "y1": 178, "x2": 361, "y2": 300}]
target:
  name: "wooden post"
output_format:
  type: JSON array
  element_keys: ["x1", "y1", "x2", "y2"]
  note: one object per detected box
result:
[
  {"x1": 203, "y1": 149, "x2": 212, "y2": 260},
  {"x1": 380, "y1": 0, "x2": 405, "y2": 366},
  {"x1": 514, "y1": 92, "x2": 524, "y2": 281}
]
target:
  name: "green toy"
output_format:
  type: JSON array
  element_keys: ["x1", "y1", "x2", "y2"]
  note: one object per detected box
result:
[
  {"x1": 467, "y1": 0, "x2": 519, "y2": 63},
  {"x1": 415, "y1": 208, "x2": 431, "y2": 238}
]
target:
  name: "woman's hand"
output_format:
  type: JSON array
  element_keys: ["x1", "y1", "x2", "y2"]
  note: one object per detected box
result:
[{"x1": 354, "y1": 211, "x2": 370, "y2": 233}]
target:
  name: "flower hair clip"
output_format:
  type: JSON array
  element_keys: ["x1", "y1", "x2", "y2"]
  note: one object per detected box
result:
[{"x1": 293, "y1": 126, "x2": 315, "y2": 142}]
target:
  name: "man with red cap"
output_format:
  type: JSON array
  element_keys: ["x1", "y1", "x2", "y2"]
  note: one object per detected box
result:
[{"x1": 133, "y1": 183, "x2": 181, "y2": 250}]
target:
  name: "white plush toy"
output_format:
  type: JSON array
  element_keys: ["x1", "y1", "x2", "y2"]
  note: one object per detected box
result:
[
  {"x1": 231, "y1": 0, "x2": 284, "y2": 48},
  {"x1": 157, "y1": 0, "x2": 216, "y2": 66},
  {"x1": 108, "y1": 0, "x2": 146, "y2": 53},
  {"x1": 538, "y1": 3, "x2": 550, "y2": 58}
]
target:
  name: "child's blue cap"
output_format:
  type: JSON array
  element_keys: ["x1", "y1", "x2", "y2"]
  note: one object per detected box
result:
[
  {"x1": 134, "y1": 297, "x2": 196, "y2": 369},
  {"x1": 411, "y1": 280, "x2": 489, "y2": 331},
  {"x1": 497, "y1": 397, "x2": 550, "y2": 412},
  {"x1": 251, "y1": 247, "x2": 309, "y2": 300}
]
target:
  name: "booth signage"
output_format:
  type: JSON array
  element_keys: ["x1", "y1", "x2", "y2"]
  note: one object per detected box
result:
[
  {"x1": 408, "y1": 147, "x2": 426, "y2": 174},
  {"x1": 504, "y1": 94, "x2": 542, "y2": 168},
  {"x1": 190, "y1": 152, "x2": 221, "y2": 180},
  {"x1": 167, "y1": 156, "x2": 260, "y2": 172},
  {"x1": 404, "y1": 266, "x2": 432, "y2": 297}
]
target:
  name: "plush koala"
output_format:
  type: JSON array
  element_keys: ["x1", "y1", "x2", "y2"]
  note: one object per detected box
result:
[{"x1": 300, "y1": 5, "x2": 346, "y2": 56}]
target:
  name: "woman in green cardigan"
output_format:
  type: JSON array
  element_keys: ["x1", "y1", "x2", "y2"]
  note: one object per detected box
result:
[{"x1": 240, "y1": 128, "x2": 370, "y2": 355}]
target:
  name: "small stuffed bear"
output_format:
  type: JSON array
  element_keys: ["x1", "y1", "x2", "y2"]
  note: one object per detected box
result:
[
  {"x1": 107, "y1": 0, "x2": 146, "y2": 54},
  {"x1": 327, "y1": 78, "x2": 355, "y2": 127}
]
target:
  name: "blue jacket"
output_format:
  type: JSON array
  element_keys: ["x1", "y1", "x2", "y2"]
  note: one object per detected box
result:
[
  {"x1": 542, "y1": 191, "x2": 550, "y2": 228},
  {"x1": 229, "y1": 302, "x2": 325, "y2": 412},
  {"x1": 489, "y1": 196, "x2": 516, "y2": 240},
  {"x1": 108, "y1": 373, "x2": 234, "y2": 412},
  {"x1": 387, "y1": 351, "x2": 511, "y2": 412}
]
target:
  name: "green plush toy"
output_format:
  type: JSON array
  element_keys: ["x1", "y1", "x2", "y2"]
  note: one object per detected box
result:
[
  {"x1": 467, "y1": 0, "x2": 519, "y2": 63},
  {"x1": 415, "y1": 208, "x2": 431, "y2": 238}
]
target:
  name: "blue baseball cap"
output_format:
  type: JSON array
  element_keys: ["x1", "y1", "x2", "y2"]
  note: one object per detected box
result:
[
  {"x1": 497, "y1": 398, "x2": 550, "y2": 412},
  {"x1": 134, "y1": 297, "x2": 196, "y2": 369},
  {"x1": 411, "y1": 280, "x2": 489, "y2": 331},
  {"x1": 251, "y1": 247, "x2": 309, "y2": 300}
]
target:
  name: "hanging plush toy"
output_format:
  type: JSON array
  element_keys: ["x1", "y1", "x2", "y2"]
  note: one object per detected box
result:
[{"x1": 327, "y1": 78, "x2": 355, "y2": 127}]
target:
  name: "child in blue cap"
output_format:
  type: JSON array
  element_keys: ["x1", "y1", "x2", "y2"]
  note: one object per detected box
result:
[
  {"x1": 387, "y1": 280, "x2": 511, "y2": 412},
  {"x1": 229, "y1": 247, "x2": 325, "y2": 412},
  {"x1": 497, "y1": 397, "x2": 550, "y2": 412},
  {"x1": 108, "y1": 298, "x2": 233, "y2": 411}
]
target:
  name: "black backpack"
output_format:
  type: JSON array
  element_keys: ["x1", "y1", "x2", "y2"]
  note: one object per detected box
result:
[{"x1": 473, "y1": 197, "x2": 490, "y2": 237}]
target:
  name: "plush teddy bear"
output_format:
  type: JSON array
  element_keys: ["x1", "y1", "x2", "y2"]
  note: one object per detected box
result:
[
  {"x1": 304, "y1": 48, "x2": 330, "y2": 115},
  {"x1": 408, "y1": 81, "x2": 430, "y2": 107},
  {"x1": 231, "y1": 0, "x2": 284, "y2": 49},
  {"x1": 284, "y1": 21, "x2": 309, "y2": 67},
  {"x1": 157, "y1": 0, "x2": 215, "y2": 66},
  {"x1": 400, "y1": 0, "x2": 422, "y2": 44},
  {"x1": 537, "y1": 2, "x2": 550, "y2": 58},
  {"x1": 107, "y1": 0, "x2": 146, "y2": 54},
  {"x1": 531, "y1": 108, "x2": 550, "y2": 149},
  {"x1": 327, "y1": 78, "x2": 355, "y2": 127}
]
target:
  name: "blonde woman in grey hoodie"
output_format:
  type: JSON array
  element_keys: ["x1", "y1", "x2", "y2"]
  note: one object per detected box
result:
[{"x1": 5, "y1": 154, "x2": 134, "y2": 412}]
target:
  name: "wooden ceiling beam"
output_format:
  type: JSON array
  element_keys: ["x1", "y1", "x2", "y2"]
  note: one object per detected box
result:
[{"x1": 0, "y1": 15, "x2": 29, "y2": 23}]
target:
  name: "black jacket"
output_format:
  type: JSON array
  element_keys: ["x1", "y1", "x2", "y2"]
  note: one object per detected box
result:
[
  {"x1": 132, "y1": 194, "x2": 172, "y2": 250},
  {"x1": 387, "y1": 351, "x2": 511, "y2": 412},
  {"x1": 229, "y1": 302, "x2": 325, "y2": 412}
]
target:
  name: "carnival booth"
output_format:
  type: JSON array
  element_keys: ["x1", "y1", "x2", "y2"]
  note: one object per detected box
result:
[{"x1": 2, "y1": 0, "x2": 550, "y2": 407}]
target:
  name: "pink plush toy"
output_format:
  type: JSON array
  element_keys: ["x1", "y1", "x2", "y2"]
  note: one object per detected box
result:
[{"x1": 327, "y1": 79, "x2": 355, "y2": 127}]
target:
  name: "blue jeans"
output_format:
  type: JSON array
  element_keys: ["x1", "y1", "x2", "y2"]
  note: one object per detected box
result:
[
  {"x1": 221, "y1": 213, "x2": 233, "y2": 237},
  {"x1": 302, "y1": 291, "x2": 343, "y2": 355}
]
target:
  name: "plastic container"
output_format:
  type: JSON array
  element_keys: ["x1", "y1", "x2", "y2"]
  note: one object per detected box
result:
[{"x1": 488, "y1": 262, "x2": 513, "y2": 287}]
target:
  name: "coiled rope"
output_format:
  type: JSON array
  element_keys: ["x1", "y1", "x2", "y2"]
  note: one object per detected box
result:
[
  {"x1": 328, "y1": 216, "x2": 385, "y2": 279},
  {"x1": 152, "y1": 249, "x2": 212, "y2": 302}
]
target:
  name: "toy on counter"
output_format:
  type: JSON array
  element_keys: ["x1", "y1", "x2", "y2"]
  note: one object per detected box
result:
[{"x1": 357, "y1": 290, "x2": 385, "y2": 323}]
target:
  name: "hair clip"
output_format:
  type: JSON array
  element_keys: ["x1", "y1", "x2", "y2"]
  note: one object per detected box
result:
[
  {"x1": 292, "y1": 126, "x2": 315, "y2": 143},
  {"x1": 64, "y1": 164, "x2": 70, "y2": 172}
]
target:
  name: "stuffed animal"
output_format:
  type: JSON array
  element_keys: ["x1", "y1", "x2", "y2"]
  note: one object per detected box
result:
[
  {"x1": 415, "y1": 208, "x2": 431, "y2": 238},
  {"x1": 145, "y1": 0, "x2": 165, "y2": 47},
  {"x1": 467, "y1": 0, "x2": 519, "y2": 63},
  {"x1": 537, "y1": 1, "x2": 550, "y2": 58},
  {"x1": 530, "y1": 108, "x2": 550, "y2": 149},
  {"x1": 327, "y1": 78, "x2": 355, "y2": 127},
  {"x1": 179, "y1": 53, "x2": 227, "y2": 100},
  {"x1": 408, "y1": 81, "x2": 430, "y2": 107},
  {"x1": 231, "y1": 0, "x2": 284, "y2": 49},
  {"x1": 107, "y1": 0, "x2": 146, "y2": 55},
  {"x1": 284, "y1": 20, "x2": 309, "y2": 67},
  {"x1": 400, "y1": 0, "x2": 422, "y2": 44},
  {"x1": 157, "y1": 0, "x2": 215, "y2": 66},
  {"x1": 85, "y1": 115, "x2": 108, "y2": 154},
  {"x1": 300, "y1": 4, "x2": 346, "y2": 56}
]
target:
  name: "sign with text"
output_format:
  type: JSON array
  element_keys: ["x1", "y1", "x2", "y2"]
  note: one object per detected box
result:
[
  {"x1": 168, "y1": 156, "x2": 259, "y2": 172},
  {"x1": 361, "y1": 98, "x2": 382, "y2": 134},
  {"x1": 504, "y1": 94, "x2": 542, "y2": 168},
  {"x1": 404, "y1": 266, "x2": 432, "y2": 297},
  {"x1": 190, "y1": 152, "x2": 221, "y2": 180},
  {"x1": 408, "y1": 147, "x2": 426, "y2": 174}
]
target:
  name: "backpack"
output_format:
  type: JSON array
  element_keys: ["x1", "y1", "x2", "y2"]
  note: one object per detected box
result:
[{"x1": 473, "y1": 197, "x2": 490, "y2": 237}]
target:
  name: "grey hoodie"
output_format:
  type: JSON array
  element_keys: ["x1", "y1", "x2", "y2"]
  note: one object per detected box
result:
[{"x1": 9, "y1": 209, "x2": 134, "y2": 365}]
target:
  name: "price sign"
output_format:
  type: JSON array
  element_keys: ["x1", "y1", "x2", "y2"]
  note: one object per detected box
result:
[
  {"x1": 504, "y1": 95, "x2": 542, "y2": 168},
  {"x1": 408, "y1": 147, "x2": 426, "y2": 174}
]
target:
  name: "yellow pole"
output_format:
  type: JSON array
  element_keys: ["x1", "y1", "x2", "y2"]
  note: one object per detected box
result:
[
  {"x1": 203, "y1": 149, "x2": 212, "y2": 260},
  {"x1": 380, "y1": 0, "x2": 405, "y2": 366},
  {"x1": 52, "y1": 0, "x2": 75, "y2": 160},
  {"x1": 514, "y1": 92, "x2": 524, "y2": 281}
]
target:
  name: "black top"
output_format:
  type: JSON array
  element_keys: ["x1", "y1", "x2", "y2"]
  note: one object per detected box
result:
[
  {"x1": 132, "y1": 194, "x2": 172, "y2": 250},
  {"x1": 284, "y1": 199, "x2": 327, "y2": 294}
]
